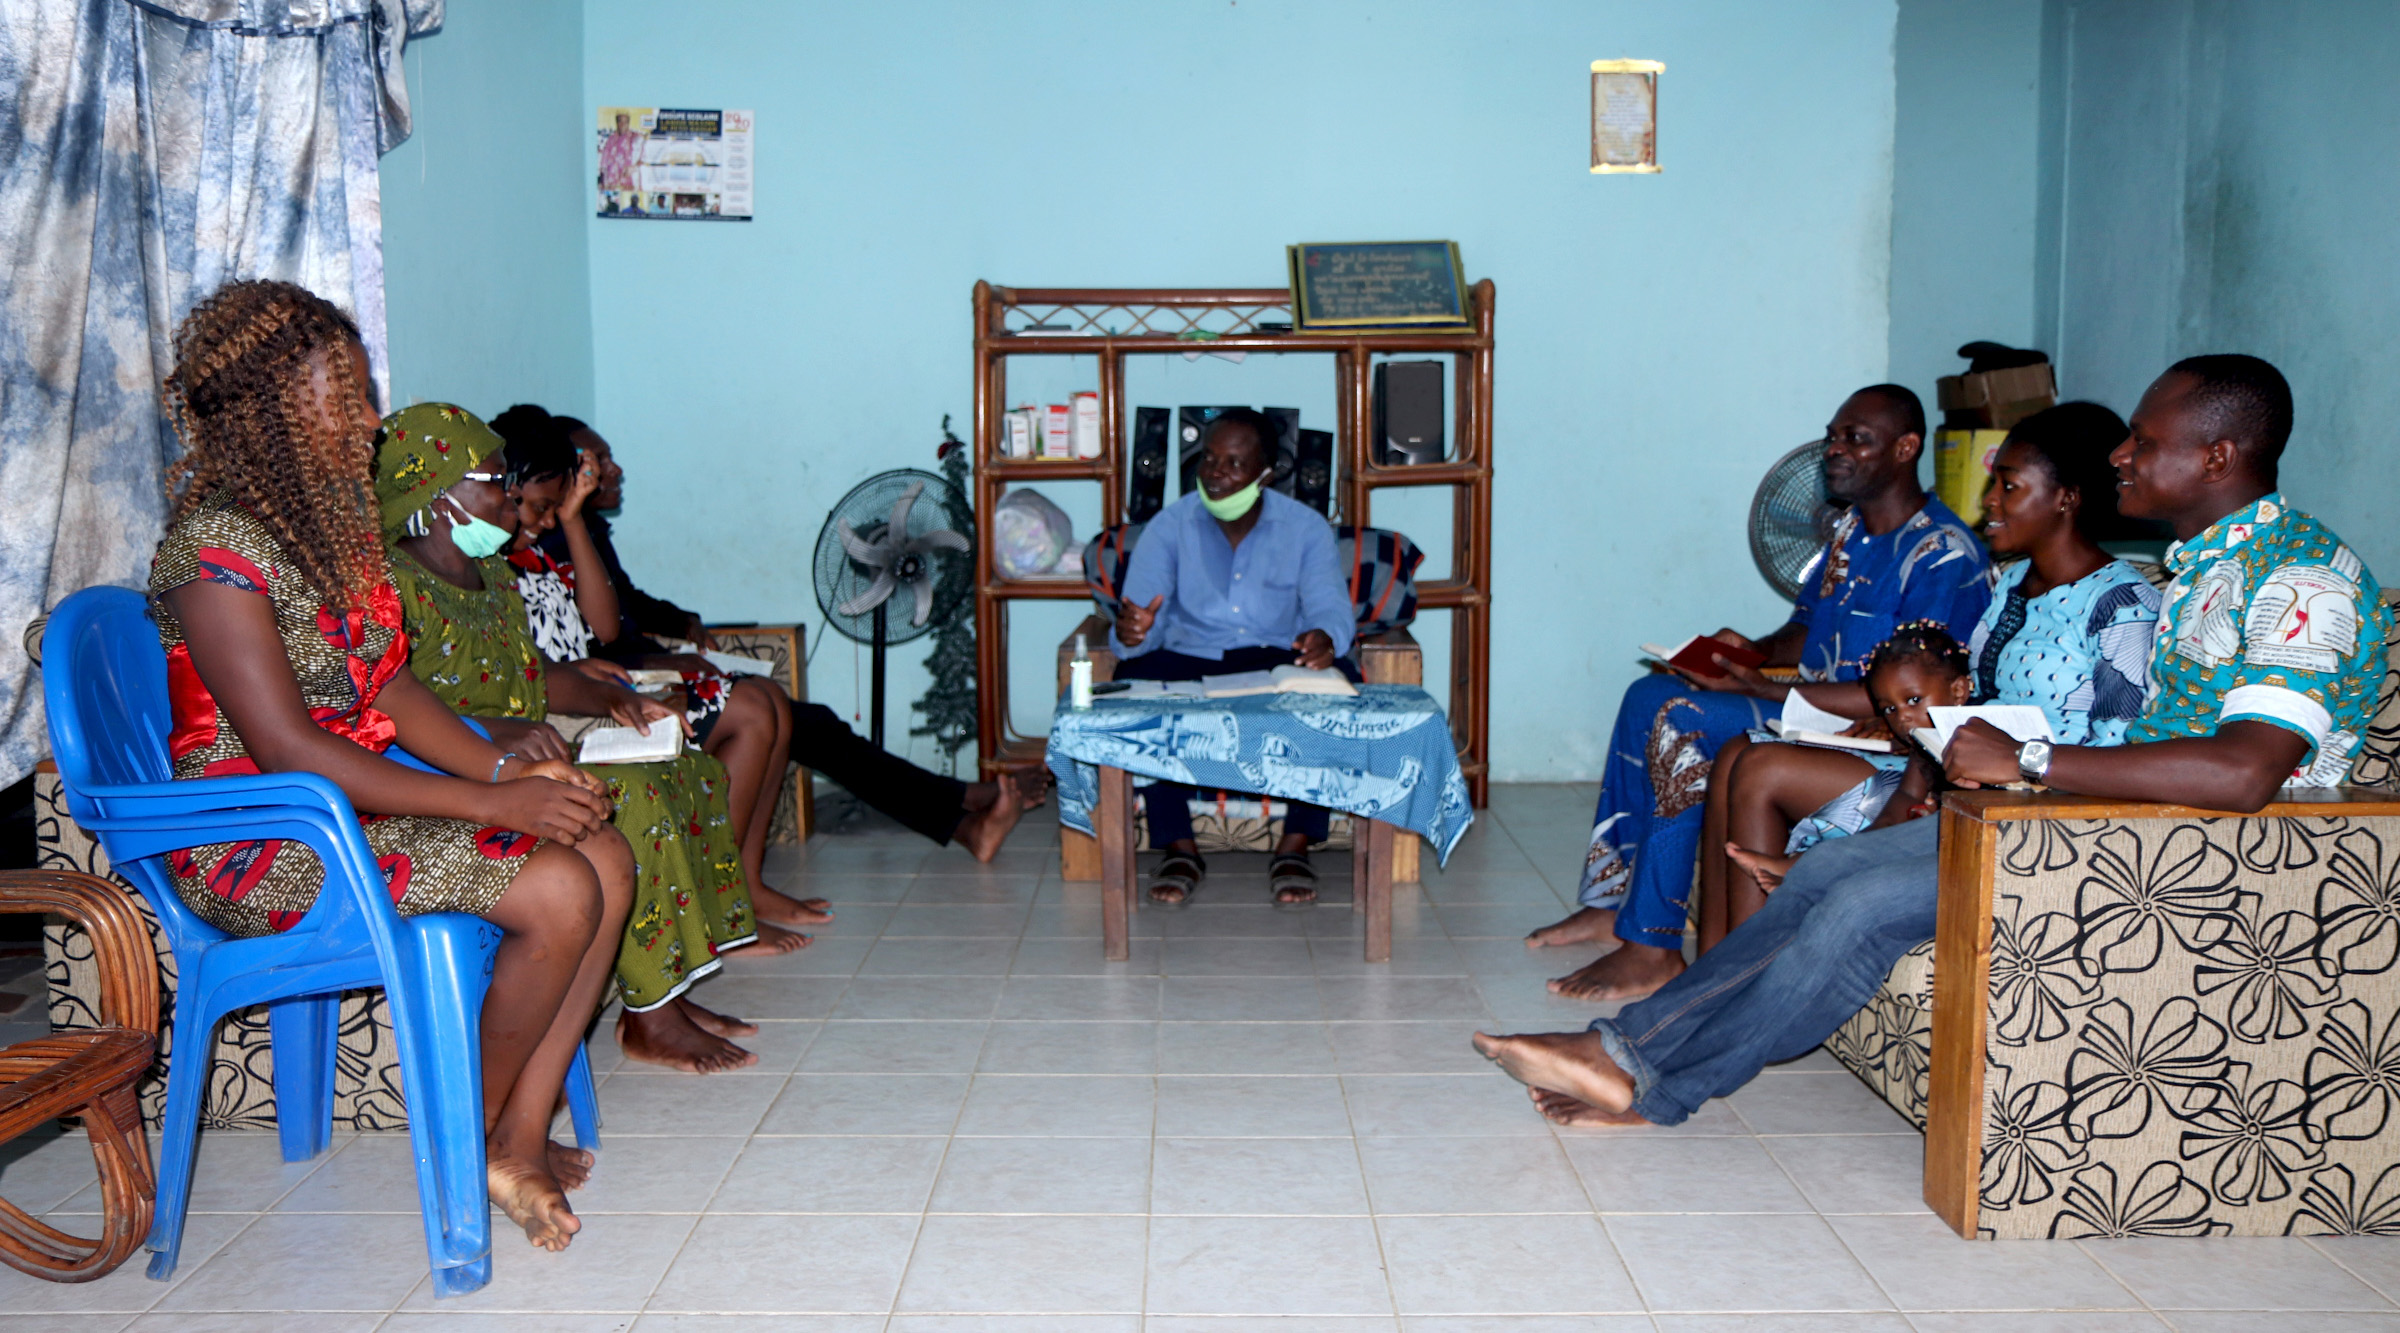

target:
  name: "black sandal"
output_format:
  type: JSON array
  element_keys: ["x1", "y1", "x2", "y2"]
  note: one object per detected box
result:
[
  {"x1": 1150, "y1": 850, "x2": 1205, "y2": 907},
  {"x1": 1269, "y1": 853, "x2": 1318, "y2": 907}
]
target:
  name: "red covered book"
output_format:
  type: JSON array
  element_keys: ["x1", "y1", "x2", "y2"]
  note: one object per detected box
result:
[{"x1": 1640, "y1": 635, "x2": 1767, "y2": 680}]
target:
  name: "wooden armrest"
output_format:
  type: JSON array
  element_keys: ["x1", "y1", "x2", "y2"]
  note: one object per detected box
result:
[
  {"x1": 1058, "y1": 614, "x2": 1118, "y2": 693},
  {"x1": 1942, "y1": 784, "x2": 2400, "y2": 822},
  {"x1": 0, "y1": 871, "x2": 157, "y2": 1036}
]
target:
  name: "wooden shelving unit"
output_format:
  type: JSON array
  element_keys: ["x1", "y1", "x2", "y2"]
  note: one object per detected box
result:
[{"x1": 969, "y1": 280, "x2": 1496, "y2": 806}]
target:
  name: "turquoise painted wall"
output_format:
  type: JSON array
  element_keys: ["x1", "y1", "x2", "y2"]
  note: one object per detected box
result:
[
  {"x1": 577, "y1": 0, "x2": 1903, "y2": 779},
  {"x1": 2035, "y1": 0, "x2": 2400, "y2": 575},
  {"x1": 1888, "y1": 0, "x2": 2044, "y2": 407},
  {"x1": 380, "y1": 0, "x2": 595, "y2": 421}
]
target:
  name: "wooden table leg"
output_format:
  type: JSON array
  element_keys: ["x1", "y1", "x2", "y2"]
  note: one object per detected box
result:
[
  {"x1": 1364, "y1": 818, "x2": 1393, "y2": 964},
  {"x1": 1097, "y1": 766, "x2": 1133, "y2": 962},
  {"x1": 1351, "y1": 813, "x2": 1372, "y2": 916}
]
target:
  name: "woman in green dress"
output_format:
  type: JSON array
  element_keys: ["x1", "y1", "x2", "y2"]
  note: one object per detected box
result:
[{"x1": 375, "y1": 404, "x2": 794, "y2": 1075}]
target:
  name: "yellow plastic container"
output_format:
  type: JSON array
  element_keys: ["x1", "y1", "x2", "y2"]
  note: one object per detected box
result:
[{"x1": 1934, "y1": 428, "x2": 2009, "y2": 526}]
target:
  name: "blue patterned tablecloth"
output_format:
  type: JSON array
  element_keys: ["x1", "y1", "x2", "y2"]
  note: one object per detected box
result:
[{"x1": 1045, "y1": 685, "x2": 1475, "y2": 864}]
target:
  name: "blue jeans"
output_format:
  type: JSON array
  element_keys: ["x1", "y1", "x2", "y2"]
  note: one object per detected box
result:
[
  {"x1": 1590, "y1": 815, "x2": 1939, "y2": 1125},
  {"x1": 1576, "y1": 674, "x2": 1778, "y2": 948}
]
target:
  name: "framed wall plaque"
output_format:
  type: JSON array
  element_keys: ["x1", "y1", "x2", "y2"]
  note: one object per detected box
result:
[
  {"x1": 1286, "y1": 241, "x2": 1470, "y2": 332},
  {"x1": 1590, "y1": 60, "x2": 1662, "y2": 174}
]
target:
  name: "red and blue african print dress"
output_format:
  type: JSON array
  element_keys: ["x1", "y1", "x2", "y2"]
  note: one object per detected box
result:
[{"x1": 147, "y1": 499, "x2": 537, "y2": 937}]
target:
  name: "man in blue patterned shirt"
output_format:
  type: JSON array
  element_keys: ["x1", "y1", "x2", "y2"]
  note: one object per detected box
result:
[
  {"x1": 1475, "y1": 354, "x2": 2392, "y2": 1129},
  {"x1": 1528, "y1": 385, "x2": 1990, "y2": 1001}
]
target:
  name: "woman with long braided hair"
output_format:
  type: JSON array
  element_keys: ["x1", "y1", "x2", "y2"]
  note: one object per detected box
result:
[{"x1": 150, "y1": 279, "x2": 632, "y2": 1253}]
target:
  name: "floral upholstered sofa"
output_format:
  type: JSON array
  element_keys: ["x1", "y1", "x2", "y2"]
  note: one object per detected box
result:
[{"x1": 1831, "y1": 591, "x2": 2400, "y2": 1238}]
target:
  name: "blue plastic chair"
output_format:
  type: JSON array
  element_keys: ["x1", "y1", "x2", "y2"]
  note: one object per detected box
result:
[{"x1": 42, "y1": 586, "x2": 601, "y2": 1297}]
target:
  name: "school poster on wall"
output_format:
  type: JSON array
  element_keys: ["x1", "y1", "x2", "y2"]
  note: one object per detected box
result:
[{"x1": 595, "y1": 107, "x2": 753, "y2": 220}]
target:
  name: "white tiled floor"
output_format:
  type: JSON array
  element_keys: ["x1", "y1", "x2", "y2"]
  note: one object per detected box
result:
[{"x1": 7, "y1": 783, "x2": 2400, "y2": 1329}]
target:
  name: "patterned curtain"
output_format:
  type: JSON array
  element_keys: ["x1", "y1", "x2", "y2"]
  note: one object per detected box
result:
[{"x1": 0, "y1": 0, "x2": 440, "y2": 789}]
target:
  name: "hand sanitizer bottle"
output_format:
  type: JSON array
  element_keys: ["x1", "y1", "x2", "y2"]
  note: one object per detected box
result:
[{"x1": 1069, "y1": 633, "x2": 1094, "y2": 709}]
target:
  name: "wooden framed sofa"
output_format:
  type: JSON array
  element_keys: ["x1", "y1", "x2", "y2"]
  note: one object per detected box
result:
[{"x1": 1834, "y1": 592, "x2": 2400, "y2": 1238}]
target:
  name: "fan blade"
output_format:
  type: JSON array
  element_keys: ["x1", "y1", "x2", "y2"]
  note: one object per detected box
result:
[
  {"x1": 836, "y1": 568, "x2": 899, "y2": 617},
  {"x1": 910, "y1": 571, "x2": 936, "y2": 627},
  {"x1": 884, "y1": 481, "x2": 924, "y2": 542},
  {"x1": 836, "y1": 519, "x2": 891, "y2": 568},
  {"x1": 915, "y1": 527, "x2": 970, "y2": 554}
]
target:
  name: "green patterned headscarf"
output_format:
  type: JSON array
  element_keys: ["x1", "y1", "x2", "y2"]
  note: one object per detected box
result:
[{"x1": 374, "y1": 403, "x2": 506, "y2": 535}]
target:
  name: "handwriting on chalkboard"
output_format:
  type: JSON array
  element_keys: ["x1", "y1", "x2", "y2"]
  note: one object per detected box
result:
[{"x1": 1287, "y1": 242, "x2": 1468, "y2": 330}]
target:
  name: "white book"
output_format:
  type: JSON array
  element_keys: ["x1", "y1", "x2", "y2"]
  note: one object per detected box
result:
[
  {"x1": 1912, "y1": 704, "x2": 2055, "y2": 758},
  {"x1": 702, "y1": 650, "x2": 776, "y2": 678},
  {"x1": 577, "y1": 723, "x2": 682, "y2": 765},
  {"x1": 1201, "y1": 665, "x2": 1359, "y2": 699},
  {"x1": 626, "y1": 668, "x2": 683, "y2": 688},
  {"x1": 1768, "y1": 689, "x2": 1898, "y2": 753}
]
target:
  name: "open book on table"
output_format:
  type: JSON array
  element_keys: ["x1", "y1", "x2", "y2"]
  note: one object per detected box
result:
[
  {"x1": 577, "y1": 723, "x2": 683, "y2": 765},
  {"x1": 1912, "y1": 704, "x2": 2054, "y2": 758},
  {"x1": 1767, "y1": 689, "x2": 1899, "y2": 754},
  {"x1": 1199, "y1": 665, "x2": 1359, "y2": 699}
]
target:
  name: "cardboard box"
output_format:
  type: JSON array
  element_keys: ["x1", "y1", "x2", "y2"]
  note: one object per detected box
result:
[
  {"x1": 1041, "y1": 403, "x2": 1073, "y2": 459},
  {"x1": 1935, "y1": 362, "x2": 2056, "y2": 430},
  {"x1": 1071, "y1": 392, "x2": 1102, "y2": 459}
]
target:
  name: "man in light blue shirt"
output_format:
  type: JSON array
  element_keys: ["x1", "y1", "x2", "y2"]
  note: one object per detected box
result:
[{"x1": 1111, "y1": 408, "x2": 1357, "y2": 905}]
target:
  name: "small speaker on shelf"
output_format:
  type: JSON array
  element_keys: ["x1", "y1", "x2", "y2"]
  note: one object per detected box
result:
[
  {"x1": 1293, "y1": 428, "x2": 1333, "y2": 514},
  {"x1": 1264, "y1": 406, "x2": 1300, "y2": 495},
  {"x1": 1129, "y1": 407, "x2": 1170, "y2": 522},
  {"x1": 1374, "y1": 360, "x2": 1446, "y2": 465}
]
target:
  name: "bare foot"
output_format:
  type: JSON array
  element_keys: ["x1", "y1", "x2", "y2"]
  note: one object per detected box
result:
[
  {"x1": 955, "y1": 774, "x2": 1025, "y2": 862},
  {"x1": 616, "y1": 1003, "x2": 759, "y2": 1074},
  {"x1": 676, "y1": 995, "x2": 759, "y2": 1038},
  {"x1": 546, "y1": 1139, "x2": 594, "y2": 1191},
  {"x1": 753, "y1": 883, "x2": 834, "y2": 926},
  {"x1": 1548, "y1": 943, "x2": 1685, "y2": 1001},
  {"x1": 1010, "y1": 768, "x2": 1052, "y2": 810},
  {"x1": 723, "y1": 921, "x2": 811, "y2": 956},
  {"x1": 1531, "y1": 1086, "x2": 1652, "y2": 1127},
  {"x1": 1724, "y1": 842, "x2": 1792, "y2": 894},
  {"x1": 1525, "y1": 905, "x2": 1618, "y2": 950},
  {"x1": 1470, "y1": 1029, "x2": 1636, "y2": 1114},
  {"x1": 488, "y1": 1148, "x2": 580, "y2": 1251}
]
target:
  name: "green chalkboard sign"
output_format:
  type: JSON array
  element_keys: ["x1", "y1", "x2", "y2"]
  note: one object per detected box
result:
[{"x1": 1287, "y1": 241, "x2": 1470, "y2": 331}]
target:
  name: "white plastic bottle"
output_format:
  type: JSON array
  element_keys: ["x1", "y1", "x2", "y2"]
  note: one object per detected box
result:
[{"x1": 1069, "y1": 632, "x2": 1094, "y2": 709}]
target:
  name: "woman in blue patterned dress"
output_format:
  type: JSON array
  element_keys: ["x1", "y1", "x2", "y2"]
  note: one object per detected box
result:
[{"x1": 1700, "y1": 402, "x2": 2163, "y2": 944}]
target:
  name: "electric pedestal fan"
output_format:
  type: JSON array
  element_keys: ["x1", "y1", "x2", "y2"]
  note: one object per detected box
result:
[
  {"x1": 812, "y1": 470, "x2": 972, "y2": 748},
  {"x1": 1747, "y1": 440, "x2": 1848, "y2": 599}
]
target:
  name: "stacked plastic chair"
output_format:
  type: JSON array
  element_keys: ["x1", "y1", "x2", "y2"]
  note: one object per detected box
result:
[{"x1": 42, "y1": 586, "x2": 600, "y2": 1297}]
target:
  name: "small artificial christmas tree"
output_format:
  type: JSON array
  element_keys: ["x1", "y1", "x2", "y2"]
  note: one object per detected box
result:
[{"x1": 910, "y1": 415, "x2": 978, "y2": 774}]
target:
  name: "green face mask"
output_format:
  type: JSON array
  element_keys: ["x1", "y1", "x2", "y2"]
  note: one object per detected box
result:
[
  {"x1": 441, "y1": 497, "x2": 514, "y2": 559},
  {"x1": 1201, "y1": 475, "x2": 1264, "y2": 522}
]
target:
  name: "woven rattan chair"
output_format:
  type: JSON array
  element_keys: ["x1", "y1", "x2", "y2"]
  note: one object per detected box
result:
[{"x1": 0, "y1": 869, "x2": 157, "y2": 1282}]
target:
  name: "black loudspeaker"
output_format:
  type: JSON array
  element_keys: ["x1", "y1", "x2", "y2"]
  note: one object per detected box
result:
[
  {"x1": 1293, "y1": 428, "x2": 1333, "y2": 514},
  {"x1": 1129, "y1": 407, "x2": 1170, "y2": 521},
  {"x1": 1263, "y1": 406, "x2": 1300, "y2": 496},
  {"x1": 1374, "y1": 360, "x2": 1446, "y2": 464}
]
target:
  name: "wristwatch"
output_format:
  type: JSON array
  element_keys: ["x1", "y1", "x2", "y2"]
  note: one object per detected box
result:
[{"x1": 2017, "y1": 739, "x2": 2056, "y2": 783}]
